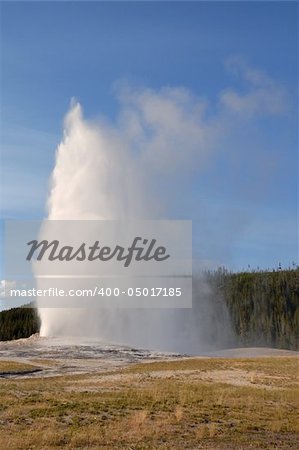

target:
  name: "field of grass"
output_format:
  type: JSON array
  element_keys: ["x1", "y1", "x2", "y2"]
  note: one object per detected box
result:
[
  {"x1": 0, "y1": 360, "x2": 41, "y2": 374},
  {"x1": 0, "y1": 357, "x2": 298, "y2": 449}
]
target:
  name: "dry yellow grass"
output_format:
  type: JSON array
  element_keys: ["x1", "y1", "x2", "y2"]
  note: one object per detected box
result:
[
  {"x1": 0, "y1": 356, "x2": 298, "y2": 449},
  {"x1": 0, "y1": 360, "x2": 40, "y2": 374}
]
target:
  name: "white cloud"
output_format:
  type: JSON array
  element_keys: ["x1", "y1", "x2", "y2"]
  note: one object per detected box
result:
[
  {"x1": 118, "y1": 86, "x2": 211, "y2": 173},
  {"x1": 220, "y1": 57, "x2": 289, "y2": 117}
]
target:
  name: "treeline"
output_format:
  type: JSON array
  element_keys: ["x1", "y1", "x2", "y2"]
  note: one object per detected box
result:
[
  {"x1": 0, "y1": 269, "x2": 298, "y2": 350},
  {"x1": 207, "y1": 268, "x2": 299, "y2": 350},
  {"x1": 0, "y1": 304, "x2": 40, "y2": 341}
]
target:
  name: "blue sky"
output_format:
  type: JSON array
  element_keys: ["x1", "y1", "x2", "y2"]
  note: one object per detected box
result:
[{"x1": 0, "y1": 1, "x2": 298, "y2": 279}]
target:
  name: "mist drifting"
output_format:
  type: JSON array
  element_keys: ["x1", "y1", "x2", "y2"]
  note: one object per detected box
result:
[{"x1": 37, "y1": 69, "x2": 286, "y2": 351}]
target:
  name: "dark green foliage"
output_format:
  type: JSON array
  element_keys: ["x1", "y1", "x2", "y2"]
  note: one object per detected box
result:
[
  {"x1": 207, "y1": 268, "x2": 299, "y2": 350},
  {"x1": 0, "y1": 303, "x2": 40, "y2": 341}
]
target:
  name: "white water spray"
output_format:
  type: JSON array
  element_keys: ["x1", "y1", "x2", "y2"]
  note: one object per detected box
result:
[{"x1": 38, "y1": 90, "x2": 232, "y2": 352}]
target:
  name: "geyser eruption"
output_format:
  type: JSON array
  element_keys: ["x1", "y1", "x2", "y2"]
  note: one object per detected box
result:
[
  {"x1": 38, "y1": 91, "x2": 233, "y2": 352},
  {"x1": 39, "y1": 101, "x2": 153, "y2": 339},
  {"x1": 48, "y1": 102, "x2": 146, "y2": 221}
]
